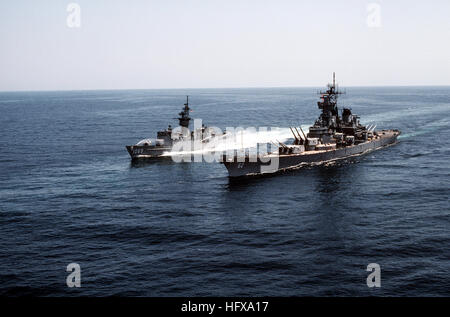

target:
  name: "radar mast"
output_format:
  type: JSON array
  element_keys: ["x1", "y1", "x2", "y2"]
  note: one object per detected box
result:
[{"x1": 178, "y1": 95, "x2": 191, "y2": 128}]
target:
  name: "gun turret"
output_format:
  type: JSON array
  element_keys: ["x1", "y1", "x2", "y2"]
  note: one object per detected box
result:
[
  {"x1": 276, "y1": 139, "x2": 288, "y2": 149},
  {"x1": 294, "y1": 127, "x2": 304, "y2": 145}
]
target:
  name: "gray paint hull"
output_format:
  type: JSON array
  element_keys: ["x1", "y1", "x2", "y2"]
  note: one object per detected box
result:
[
  {"x1": 222, "y1": 130, "x2": 400, "y2": 177},
  {"x1": 126, "y1": 145, "x2": 171, "y2": 160}
]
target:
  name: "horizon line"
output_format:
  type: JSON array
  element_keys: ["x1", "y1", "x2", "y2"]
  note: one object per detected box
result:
[{"x1": 0, "y1": 84, "x2": 449, "y2": 93}]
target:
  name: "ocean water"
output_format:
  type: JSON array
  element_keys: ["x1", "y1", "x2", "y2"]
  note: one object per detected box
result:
[{"x1": 0, "y1": 87, "x2": 449, "y2": 296}]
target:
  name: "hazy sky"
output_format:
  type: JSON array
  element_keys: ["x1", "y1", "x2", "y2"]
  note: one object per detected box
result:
[{"x1": 1, "y1": 0, "x2": 449, "y2": 91}]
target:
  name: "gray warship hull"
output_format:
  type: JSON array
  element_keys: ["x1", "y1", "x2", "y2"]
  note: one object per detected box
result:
[
  {"x1": 222, "y1": 130, "x2": 400, "y2": 177},
  {"x1": 126, "y1": 145, "x2": 171, "y2": 160}
]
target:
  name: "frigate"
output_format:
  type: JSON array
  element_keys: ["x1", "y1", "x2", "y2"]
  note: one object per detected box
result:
[
  {"x1": 126, "y1": 96, "x2": 217, "y2": 160},
  {"x1": 221, "y1": 74, "x2": 400, "y2": 177}
]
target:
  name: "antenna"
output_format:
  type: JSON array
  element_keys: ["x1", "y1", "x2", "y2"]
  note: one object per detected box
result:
[
  {"x1": 178, "y1": 95, "x2": 191, "y2": 128},
  {"x1": 333, "y1": 72, "x2": 335, "y2": 87}
]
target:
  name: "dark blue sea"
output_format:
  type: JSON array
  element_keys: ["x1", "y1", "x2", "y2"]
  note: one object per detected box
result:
[{"x1": 0, "y1": 87, "x2": 449, "y2": 296}]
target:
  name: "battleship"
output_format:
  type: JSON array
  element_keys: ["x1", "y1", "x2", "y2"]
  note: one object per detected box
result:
[
  {"x1": 221, "y1": 74, "x2": 401, "y2": 177},
  {"x1": 126, "y1": 96, "x2": 217, "y2": 160}
]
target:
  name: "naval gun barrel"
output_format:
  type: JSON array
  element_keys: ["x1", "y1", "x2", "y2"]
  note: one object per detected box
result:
[
  {"x1": 270, "y1": 141, "x2": 287, "y2": 153},
  {"x1": 294, "y1": 127, "x2": 304, "y2": 144},
  {"x1": 299, "y1": 126, "x2": 307, "y2": 139},
  {"x1": 289, "y1": 127, "x2": 300, "y2": 144},
  {"x1": 299, "y1": 126, "x2": 308, "y2": 145},
  {"x1": 276, "y1": 139, "x2": 289, "y2": 149}
]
